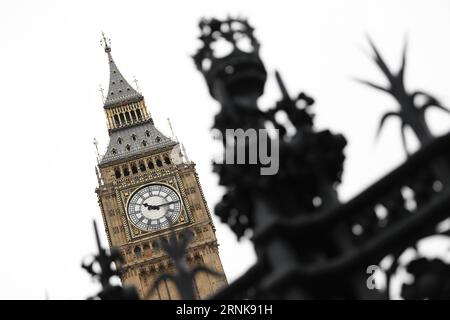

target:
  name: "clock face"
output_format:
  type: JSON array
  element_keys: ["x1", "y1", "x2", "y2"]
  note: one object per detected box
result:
[{"x1": 127, "y1": 184, "x2": 182, "y2": 231}]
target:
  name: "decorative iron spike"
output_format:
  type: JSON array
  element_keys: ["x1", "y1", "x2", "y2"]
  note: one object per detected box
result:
[
  {"x1": 82, "y1": 220, "x2": 138, "y2": 300},
  {"x1": 358, "y1": 37, "x2": 449, "y2": 152},
  {"x1": 145, "y1": 223, "x2": 222, "y2": 300}
]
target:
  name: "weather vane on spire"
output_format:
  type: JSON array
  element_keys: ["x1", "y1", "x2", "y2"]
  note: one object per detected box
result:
[{"x1": 100, "y1": 32, "x2": 111, "y2": 53}]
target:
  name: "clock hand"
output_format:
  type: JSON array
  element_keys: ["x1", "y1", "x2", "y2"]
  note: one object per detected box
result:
[
  {"x1": 158, "y1": 200, "x2": 180, "y2": 207},
  {"x1": 142, "y1": 203, "x2": 160, "y2": 210},
  {"x1": 142, "y1": 200, "x2": 179, "y2": 210}
]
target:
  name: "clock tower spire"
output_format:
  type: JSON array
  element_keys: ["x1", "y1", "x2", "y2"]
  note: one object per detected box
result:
[
  {"x1": 100, "y1": 33, "x2": 152, "y2": 134},
  {"x1": 95, "y1": 34, "x2": 227, "y2": 299}
]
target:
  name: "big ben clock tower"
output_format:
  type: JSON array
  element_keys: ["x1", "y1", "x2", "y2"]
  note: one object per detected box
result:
[{"x1": 95, "y1": 34, "x2": 227, "y2": 299}]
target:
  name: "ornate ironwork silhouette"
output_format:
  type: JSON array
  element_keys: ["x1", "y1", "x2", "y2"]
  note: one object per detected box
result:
[
  {"x1": 193, "y1": 17, "x2": 450, "y2": 300},
  {"x1": 358, "y1": 38, "x2": 450, "y2": 154},
  {"x1": 82, "y1": 220, "x2": 138, "y2": 300},
  {"x1": 145, "y1": 226, "x2": 222, "y2": 300},
  {"x1": 401, "y1": 257, "x2": 450, "y2": 299}
]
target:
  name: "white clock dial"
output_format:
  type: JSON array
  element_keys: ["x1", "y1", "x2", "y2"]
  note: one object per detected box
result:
[{"x1": 127, "y1": 184, "x2": 182, "y2": 231}]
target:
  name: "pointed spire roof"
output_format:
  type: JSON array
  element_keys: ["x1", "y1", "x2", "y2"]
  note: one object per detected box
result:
[{"x1": 101, "y1": 33, "x2": 143, "y2": 108}]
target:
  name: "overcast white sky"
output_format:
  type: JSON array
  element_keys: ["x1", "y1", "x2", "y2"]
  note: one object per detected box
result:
[{"x1": 0, "y1": 0, "x2": 450, "y2": 299}]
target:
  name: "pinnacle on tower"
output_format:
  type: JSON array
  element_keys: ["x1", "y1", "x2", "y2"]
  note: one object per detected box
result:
[{"x1": 101, "y1": 32, "x2": 143, "y2": 109}]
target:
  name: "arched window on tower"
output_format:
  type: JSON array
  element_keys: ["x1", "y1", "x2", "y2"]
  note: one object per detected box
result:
[
  {"x1": 164, "y1": 156, "x2": 171, "y2": 165},
  {"x1": 130, "y1": 110, "x2": 137, "y2": 122},
  {"x1": 156, "y1": 158, "x2": 163, "y2": 167},
  {"x1": 113, "y1": 114, "x2": 120, "y2": 127},
  {"x1": 114, "y1": 167, "x2": 121, "y2": 178},
  {"x1": 136, "y1": 109, "x2": 142, "y2": 120},
  {"x1": 119, "y1": 113, "x2": 126, "y2": 125},
  {"x1": 123, "y1": 166, "x2": 130, "y2": 176},
  {"x1": 125, "y1": 112, "x2": 131, "y2": 123},
  {"x1": 148, "y1": 160, "x2": 154, "y2": 169},
  {"x1": 131, "y1": 163, "x2": 138, "y2": 174},
  {"x1": 134, "y1": 246, "x2": 142, "y2": 258},
  {"x1": 139, "y1": 161, "x2": 146, "y2": 172}
]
